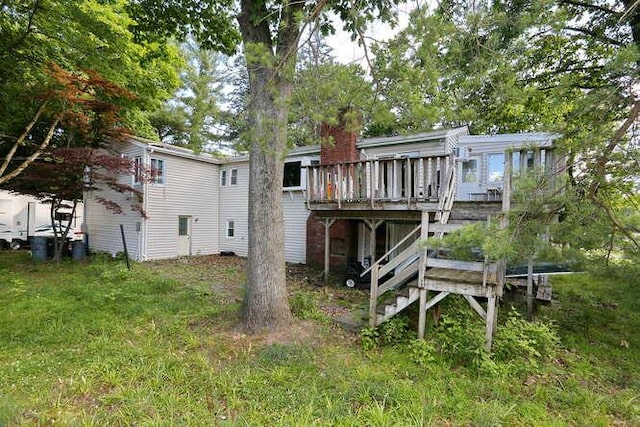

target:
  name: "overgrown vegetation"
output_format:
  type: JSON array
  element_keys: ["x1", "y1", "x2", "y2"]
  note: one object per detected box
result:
[{"x1": 1, "y1": 252, "x2": 639, "y2": 424}]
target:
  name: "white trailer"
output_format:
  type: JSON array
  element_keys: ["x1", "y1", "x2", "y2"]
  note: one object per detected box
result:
[{"x1": 0, "y1": 190, "x2": 83, "y2": 249}]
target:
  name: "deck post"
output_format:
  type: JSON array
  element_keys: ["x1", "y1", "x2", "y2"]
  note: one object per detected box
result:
[
  {"x1": 527, "y1": 257, "x2": 534, "y2": 318},
  {"x1": 369, "y1": 264, "x2": 379, "y2": 327},
  {"x1": 486, "y1": 295, "x2": 497, "y2": 351},
  {"x1": 364, "y1": 219, "x2": 383, "y2": 265},
  {"x1": 323, "y1": 218, "x2": 336, "y2": 283},
  {"x1": 418, "y1": 210, "x2": 430, "y2": 339}
]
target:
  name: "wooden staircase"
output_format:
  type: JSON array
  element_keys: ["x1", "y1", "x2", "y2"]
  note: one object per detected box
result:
[
  {"x1": 364, "y1": 157, "x2": 507, "y2": 350},
  {"x1": 375, "y1": 279, "x2": 420, "y2": 325}
]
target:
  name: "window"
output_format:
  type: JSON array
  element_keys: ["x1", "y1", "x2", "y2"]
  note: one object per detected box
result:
[
  {"x1": 230, "y1": 169, "x2": 238, "y2": 185},
  {"x1": 487, "y1": 153, "x2": 504, "y2": 183},
  {"x1": 178, "y1": 217, "x2": 189, "y2": 236},
  {"x1": 462, "y1": 159, "x2": 478, "y2": 183},
  {"x1": 283, "y1": 161, "x2": 302, "y2": 188},
  {"x1": 226, "y1": 221, "x2": 235, "y2": 238},
  {"x1": 220, "y1": 170, "x2": 227, "y2": 186},
  {"x1": 133, "y1": 156, "x2": 142, "y2": 184},
  {"x1": 150, "y1": 158, "x2": 165, "y2": 184}
]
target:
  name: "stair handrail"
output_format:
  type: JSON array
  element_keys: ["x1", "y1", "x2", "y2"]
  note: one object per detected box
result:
[
  {"x1": 360, "y1": 223, "x2": 422, "y2": 278},
  {"x1": 435, "y1": 158, "x2": 457, "y2": 236},
  {"x1": 378, "y1": 239, "x2": 420, "y2": 278}
]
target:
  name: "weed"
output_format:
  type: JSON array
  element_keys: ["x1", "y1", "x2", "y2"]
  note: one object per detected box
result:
[
  {"x1": 493, "y1": 308, "x2": 559, "y2": 366},
  {"x1": 289, "y1": 290, "x2": 326, "y2": 322},
  {"x1": 407, "y1": 339, "x2": 436, "y2": 367},
  {"x1": 359, "y1": 317, "x2": 412, "y2": 350}
]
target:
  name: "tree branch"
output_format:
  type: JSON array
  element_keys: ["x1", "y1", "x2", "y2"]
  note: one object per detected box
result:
[
  {"x1": 594, "y1": 197, "x2": 640, "y2": 251},
  {"x1": 559, "y1": 0, "x2": 621, "y2": 16},
  {"x1": 0, "y1": 99, "x2": 49, "y2": 178},
  {"x1": 0, "y1": 112, "x2": 62, "y2": 186},
  {"x1": 587, "y1": 99, "x2": 640, "y2": 198},
  {"x1": 2, "y1": 0, "x2": 41, "y2": 55},
  {"x1": 564, "y1": 26, "x2": 626, "y2": 46}
]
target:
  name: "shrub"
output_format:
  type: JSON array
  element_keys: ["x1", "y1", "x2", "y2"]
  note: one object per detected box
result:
[
  {"x1": 290, "y1": 290, "x2": 326, "y2": 322},
  {"x1": 493, "y1": 308, "x2": 559, "y2": 365},
  {"x1": 359, "y1": 317, "x2": 412, "y2": 351},
  {"x1": 435, "y1": 311, "x2": 490, "y2": 370},
  {"x1": 407, "y1": 339, "x2": 436, "y2": 367}
]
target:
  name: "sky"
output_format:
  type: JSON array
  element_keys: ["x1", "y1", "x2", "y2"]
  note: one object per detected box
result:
[{"x1": 325, "y1": 2, "x2": 421, "y2": 66}]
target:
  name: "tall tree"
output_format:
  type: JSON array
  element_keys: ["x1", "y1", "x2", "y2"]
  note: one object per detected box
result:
[
  {"x1": 151, "y1": 39, "x2": 233, "y2": 152},
  {"x1": 0, "y1": 0, "x2": 182, "y2": 183},
  {"x1": 370, "y1": 0, "x2": 639, "y2": 255},
  {"x1": 236, "y1": 1, "x2": 401, "y2": 332},
  {"x1": 140, "y1": 0, "x2": 401, "y2": 332}
]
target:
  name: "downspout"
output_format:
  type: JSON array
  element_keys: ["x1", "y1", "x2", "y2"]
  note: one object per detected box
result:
[{"x1": 141, "y1": 147, "x2": 150, "y2": 261}]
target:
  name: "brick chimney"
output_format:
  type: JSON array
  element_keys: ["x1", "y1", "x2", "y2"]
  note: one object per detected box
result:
[
  {"x1": 320, "y1": 107, "x2": 360, "y2": 165},
  {"x1": 307, "y1": 108, "x2": 362, "y2": 272}
]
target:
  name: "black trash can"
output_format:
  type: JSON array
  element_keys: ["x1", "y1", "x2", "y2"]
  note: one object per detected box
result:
[
  {"x1": 31, "y1": 236, "x2": 48, "y2": 262},
  {"x1": 72, "y1": 240, "x2": 86, "y2": 260}
]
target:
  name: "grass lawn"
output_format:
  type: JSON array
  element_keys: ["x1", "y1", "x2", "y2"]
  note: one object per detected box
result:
[{"x1": 0, "y1": 252, "x2": 639, "y2": 425}]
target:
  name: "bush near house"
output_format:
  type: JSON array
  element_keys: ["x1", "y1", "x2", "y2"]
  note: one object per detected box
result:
[{"x1": 0, "y1": 252, "x2": 638, "y2": 425}]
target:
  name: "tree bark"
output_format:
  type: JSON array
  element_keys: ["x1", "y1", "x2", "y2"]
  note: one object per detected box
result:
[
  {"x1": 242, "y1": 66, "x2": 293, "y2": 332},
  {"x1": 237, "y1": 0, "x2": 304, "y2": 332}
]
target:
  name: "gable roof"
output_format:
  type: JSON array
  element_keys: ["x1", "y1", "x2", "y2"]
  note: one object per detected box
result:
[{"x1": 130, "y1": 137, "x2": 223, "y2": 165}]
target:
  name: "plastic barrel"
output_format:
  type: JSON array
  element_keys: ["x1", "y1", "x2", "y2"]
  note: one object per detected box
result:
[
  {"x1": 31, "y1": 237, "x2": 48, "y2": 262},
  {"x1": 71, "y1": 240, "x2": 86, "y2": 260}
]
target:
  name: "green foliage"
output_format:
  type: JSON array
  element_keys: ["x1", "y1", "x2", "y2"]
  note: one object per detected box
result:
[
  {"x1": 407, "y1": 339, "x2": 437, "y2": 367},
  {"x1": 493, "y1": 308, "x2": 559, "y2": 366},
  {"x1": 289, "y1": 290, "x2": 327, "y2": 322},
  {"x1": 427, "y1": 221, "x2": 491, "y2": 260},
  {"x1": 0, "y1": 1, "x2": 183, "y2": 140},
  {"x1": 359, "y1": 326, "x2": 380, "y2": 351},
  {"x1": 360, "y1": 317, "x2": 412, "y2": 350},
  {"x1": 434, "y1": 303, "x2": 493, "y2": 371}
]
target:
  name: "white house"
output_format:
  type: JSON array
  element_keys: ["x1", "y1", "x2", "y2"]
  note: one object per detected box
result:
[
  {"x1": 85, "y1": 138, "x2": 319, "y2": 263},
  {"x1": 84, "y1": 128, "x2": 562, "y2": 266}
]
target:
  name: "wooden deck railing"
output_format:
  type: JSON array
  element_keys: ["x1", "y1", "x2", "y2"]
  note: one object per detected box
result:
[{"x1": 306, "y1": 155, "x2": 452, "y2": 205}]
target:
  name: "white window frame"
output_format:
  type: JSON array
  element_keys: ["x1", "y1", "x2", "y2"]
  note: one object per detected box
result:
[
  {"x1": 230, "y1": 168, "x2": 238, "y2": 186},
  {"x1": 283, "y1": 160, "x2": 303, "y2": 189},
  {"x1": 150, "y1": 158, "x2": 165, "y2": 185},
  {"x1": 220, "y1": 170, "x2": 227, "y2": 186},
  {"x1": 133, "y1": 156, "x2": 142, "y2": 185},
  {"x1": 226, "y1": 220, "x2": 235, "y2": 238}
]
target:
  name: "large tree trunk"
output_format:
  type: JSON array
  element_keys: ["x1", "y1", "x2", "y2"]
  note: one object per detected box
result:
[
  {"x1": 238, "y1": 0, "x2": 302, "y2": 332},
  {"x1": 242, "y1": 67, "x2": 292, "y2": 332}
]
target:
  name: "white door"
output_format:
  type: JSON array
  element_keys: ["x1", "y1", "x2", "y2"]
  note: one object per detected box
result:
[
  {"x1": 177, "y1": 216, "x2": 191, "y2": 256},
  {"x1": 458, "y1": 157, "x2": 483, "y2": 200}
]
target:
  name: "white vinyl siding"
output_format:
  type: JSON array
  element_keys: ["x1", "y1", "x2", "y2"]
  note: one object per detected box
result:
[
  {"x1": 145, "y1": 153, "x2": 219, "y2": 260},
  {"x1": 85, "y1": 142, "x2": 144, "y2": 260},
  {"x1": 282, "y1": 191, "x2": 309, "y2": 264},
  {"x1": 218, "y1": 160, "x2": 309, "y2": 264},
  {"x1": 218, "y1": 162, "x2": 249, "y2": 256}
]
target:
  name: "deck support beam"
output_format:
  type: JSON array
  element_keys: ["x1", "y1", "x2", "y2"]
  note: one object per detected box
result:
[
  {"x1": 418, "y1": 210, "x2": 430, "y2": 339},
  {"x1": 363, "y1": 219, "x2": 383, "y2": 264},
  {"x1": 323, "y1": 218, "x2": 336, "y2": 283},
  {"x1": 527, "y1": 257, "x2": 534, "y2": 318},
  {"x1": 486, "y1": 296, "x2": 498, "y2": 351}
]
